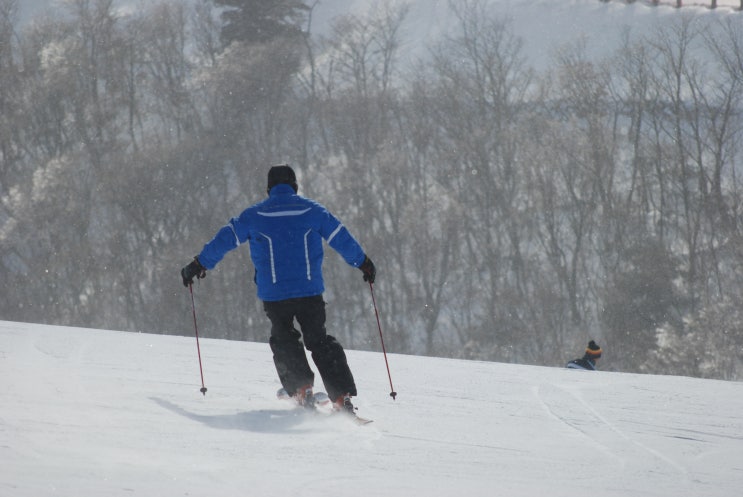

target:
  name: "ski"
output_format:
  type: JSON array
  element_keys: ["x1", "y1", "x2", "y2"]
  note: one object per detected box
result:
[
  {"x1": 350, "y1": 414, "x2": 374, "y2": 425},
  {"x1": 276, "y1": 388, "x2": 372, "y2": 425},
  {"x1": 322, "y1": 406, "x2": 373, "y2": 426}
]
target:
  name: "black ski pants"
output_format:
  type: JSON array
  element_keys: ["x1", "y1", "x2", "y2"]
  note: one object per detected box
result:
[{"x1": 263, "y1": 295, "x2": 356, "y2": 401}]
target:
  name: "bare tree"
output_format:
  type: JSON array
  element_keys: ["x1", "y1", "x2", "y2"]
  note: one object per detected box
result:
[
  {"x1": 310, "y1": 2, "x2": 410, "y2": 351},
  {"x1": 0, "y1": 0, "x2": 23, "y2": 193},
  {"x1": 646, "y1": 16, "x2": 704, "y2": 305},
  {"x1": 421, "y1": 1, "x2": 539, "y2": 361},
  {"x1": 131, "y1": 2, "x2": 199, "y2": 143}
]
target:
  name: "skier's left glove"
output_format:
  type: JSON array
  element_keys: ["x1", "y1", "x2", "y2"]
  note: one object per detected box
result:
[
  {"x1": 359, "y1": 255, "x2": 376, "y2": 284},
  {"x1": 181, "y1": 257, "x2": 207, "y2": 287}
]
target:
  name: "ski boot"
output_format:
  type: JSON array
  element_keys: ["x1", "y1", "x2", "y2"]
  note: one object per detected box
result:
[
  {"x1": 333, "y1": 394, "x2": 356, "y2": 415},
  {"x1": 333, "y1": 394, "x2": 372, "y2": 424},
  {"x1": 295, "y1": 384, "x2": 317, "y2": 409}
]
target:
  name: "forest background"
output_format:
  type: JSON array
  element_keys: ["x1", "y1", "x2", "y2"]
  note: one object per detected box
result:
[{"x1": 1, "y1": 0, "x2": 743, "y2": 380}]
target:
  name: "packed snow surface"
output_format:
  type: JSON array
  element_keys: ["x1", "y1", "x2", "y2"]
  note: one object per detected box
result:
[{"x1": 1, "y1": 320, "x2": 741, "y2": 496}]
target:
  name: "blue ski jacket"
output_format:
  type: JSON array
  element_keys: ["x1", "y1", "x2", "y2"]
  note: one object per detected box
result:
[{"x1": 197, "y1": 184, "x2": 367, "y2": 302}]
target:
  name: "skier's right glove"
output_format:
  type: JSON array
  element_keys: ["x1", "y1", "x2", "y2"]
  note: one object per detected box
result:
[
  {"x1": 181, "y1": 257, "x2": 207, "y2": 287},
  {"x1": 359, "y1": 255, "x2": 376, "y2": 284}
]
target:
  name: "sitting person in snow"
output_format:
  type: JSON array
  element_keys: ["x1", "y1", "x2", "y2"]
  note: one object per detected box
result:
[{"x1": 566, "y1": 340, "x2": 602, "y2": 370}]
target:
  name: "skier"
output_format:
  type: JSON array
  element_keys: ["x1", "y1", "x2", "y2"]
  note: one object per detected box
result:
[
  {"x1": 181, "y1": 164, "x2": 376, "y2": 415},
  {"x1": 566, "y1": 340, "x2": 602, "y2": 370}
]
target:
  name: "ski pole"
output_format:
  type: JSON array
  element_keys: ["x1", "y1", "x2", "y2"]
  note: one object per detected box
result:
[
  {"x1": 368, "y1": 282, "x2": 397, "y2": 400},
  {"x1": 188, "y1": 283, "x2": 208, "y2": 396}
]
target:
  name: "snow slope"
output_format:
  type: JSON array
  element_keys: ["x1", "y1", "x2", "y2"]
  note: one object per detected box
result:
[{"x1": 1, "y1": 320, "x2": 741, "y2": 497}]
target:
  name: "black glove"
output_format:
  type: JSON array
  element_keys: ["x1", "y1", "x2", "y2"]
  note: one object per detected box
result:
[
  {"x1": 359, "y1": 255, "x2": 376, "y2": 284},
  {"x1": 181, "y1": 257, "x2": 206, "y2": 287}
]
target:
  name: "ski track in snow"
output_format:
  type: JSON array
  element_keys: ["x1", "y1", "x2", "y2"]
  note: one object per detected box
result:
[{"x1": 536, "y1": 383, "x2": 688, "y2": 478}]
